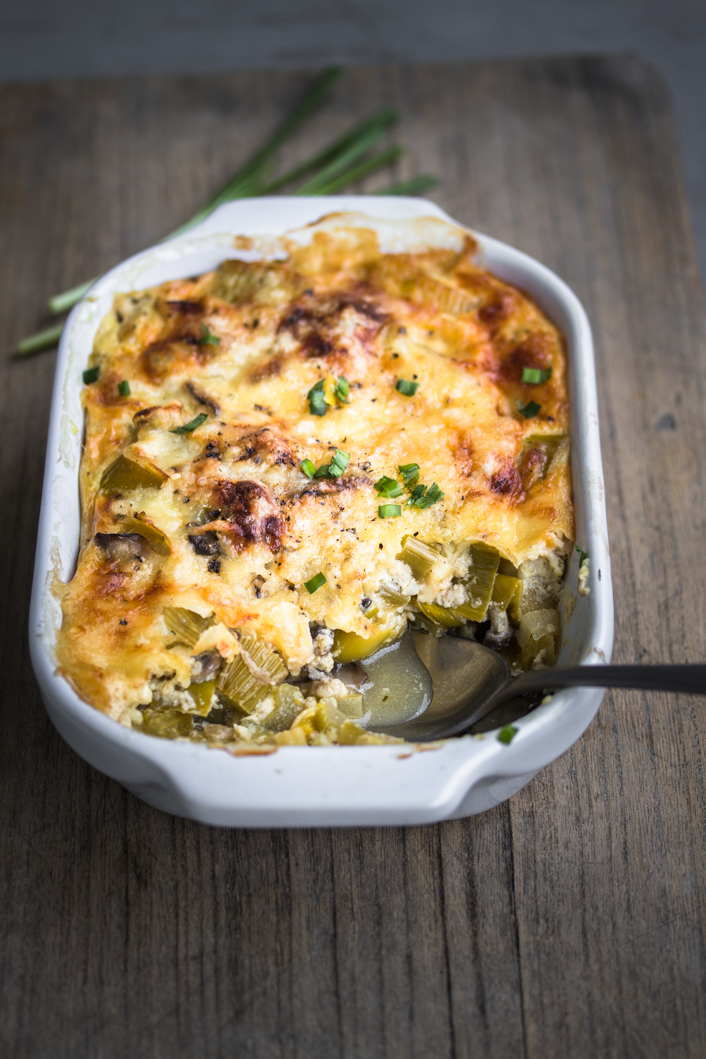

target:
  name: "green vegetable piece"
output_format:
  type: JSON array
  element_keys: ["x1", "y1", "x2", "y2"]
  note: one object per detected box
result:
[
  {"x1": 498, "y1": 724, "x2": 518, "y2": 745},
  {"x1": 397, "y1": 536, "x2": 439, "y2": 578},
  {"x1": 163, "y1": 607, "x2": 215, "y2": 646},
  {"x1": 328, "y1": 449, "x2": 350, "y2": 478},
  {"x1": 189, "y1": 679, "x2": 217, "y2": 716},
  {"x1": 415, "y1": 601, "x2": 466, "y2": 629},
  {"x1": 200, "y1": 323, "x2": 221, "y2": 345},
  {"x1": 83, "y1": 366, "x2": 100, "y2": 384},
  {"x1": 374, "y1": 475, "x2": 403, "y2": 499},
  {"x1": 218, "y1": 634, "x2": 288, "y2": 713},
  {"x1": 517, "y1": 399, "x2": 541, "y2": 419},
  {"x1": 118, "y1": 380, "x2": 131, "y2": 397},
  {"x1": 171, "y1": 412, "x2": 208, "y2": 434},
  {"x1": 141, "y1": 708, "x2": 193, "y2": 740},
  {"x1": 464, "y1": 542, "x2": 501, "y2": 621},
  {"x1": 408, "y1": 483, "x2": 444, "y2": 509},
  {"x1": 334, "y1": 376, "x2": 350, "y2": 403},
  {"x1": 314, "y1": 463, "x2": 331, "y2": 478},
  {"x1": 398, "y1": 462, "x2": 420, "y2": 487},
  {"x1": 308, "y1": 380, "x2": 327, "y2": 416},
  {"x1": 261, "y1": 684, "x2": 306, "y2": 732},
  {"x1": 301, "y1": 458, "x2": 316, "y2": 479},
  {"x1": 522, "y1": 365, "x2": 552, "y2": 384},
  {"x1": 576, "y1": 545, "x2": 589, "y2": 562},
  {"x1": 304, "y1": 572, "x2": 327, "y2": 593},
  {"x1": 396, "y1": 379, "x2": 419, "y2": 396},
  {"x1": 100, "y1": 454, "x2": 168, "y2": 492},
  {"x1": 379, "y1": 503, "x2": 402, "y2": 519}
]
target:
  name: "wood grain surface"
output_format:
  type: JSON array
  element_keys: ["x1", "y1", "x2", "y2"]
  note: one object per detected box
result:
[{"x1": 2, "y1": 56, "x2": 706, "y2": 1058}]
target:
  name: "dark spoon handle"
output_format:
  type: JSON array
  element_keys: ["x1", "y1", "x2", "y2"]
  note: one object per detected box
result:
[{"x1": 505, "y1": 664, "x2": 706, "y2": 705}]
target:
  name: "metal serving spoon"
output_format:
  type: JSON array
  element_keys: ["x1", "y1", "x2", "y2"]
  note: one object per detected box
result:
[{"x1": 366, "y1": 629, "x2": 706, "y2": 741}]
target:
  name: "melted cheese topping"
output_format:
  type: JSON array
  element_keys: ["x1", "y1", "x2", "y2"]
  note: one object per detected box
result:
[{"x1": 57, "y1": 215, "x2": 573, "y2": 723}]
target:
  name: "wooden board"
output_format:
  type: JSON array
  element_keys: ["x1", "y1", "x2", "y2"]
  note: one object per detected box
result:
[{"x1": 2, "y1": 56, "x2": 706, "y2": 1058}]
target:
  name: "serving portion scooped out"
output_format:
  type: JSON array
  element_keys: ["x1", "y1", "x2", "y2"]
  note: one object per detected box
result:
[{"x1": 56, "y1": 212, "x2": 573, "y2": 748}]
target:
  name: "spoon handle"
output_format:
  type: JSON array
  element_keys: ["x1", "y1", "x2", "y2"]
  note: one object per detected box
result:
[{"x1": 508, "y1": 664, "x2": 706, "y2": 702}]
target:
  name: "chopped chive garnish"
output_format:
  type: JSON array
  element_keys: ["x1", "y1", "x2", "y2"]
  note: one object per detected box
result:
[
  {"x1": 200, "y1": 323, "x2": 221, "y2": 345},
  {"x1": 396, "y1": 379, "x2": 419, "y2": 396},
  {"x1": 576, "y1": 545, "x2": 589, "y2": 562},
  {"x1": 521, "y1": 365, "x2": 552, "y2": 384},
  {"x1": 498, "y1": 724, "x2": 518, "y2": 745},
  {"x1": 301, "y1": 458, "x2": 316, "y2": 479},
  {"x1": 328, "y1": 449, "x2": 350, "y2": 478},
  {"x1": 378, "y1": 503, "x2": 402, "y2": 519},
  {"x1": 308, "y1": 380, "x2": 327, "y2": 417},
  {"x1": 334, "y1": 376, "x2": 350, "y2": 403},
  {"x1": 517, "y1": 399, "x2": 541, "y2": 419},
  {"x1": 374, "y1": 475, "x2": 403, "y2": 498},
  {"x1": 314, "y1": 463, "x2": 331, "y2": 478},
  {"x1": 304, "y1": 572, "x2": 327, "y2": 594},
  {"x1": 170, "y1": 412, "x2": 208, "y2": 434},
  {"x1": 82, "y1": 366, "x2": 99, "y2": 384},
  {"x1": 398, "y1": 462, "x2": 420, "y2": 487},
  {"x1": 118, "y1": 380, "x2": 131, "y2": 397},
  {"x1": 408, "y1": 483, "x2": 444, "y2": 509}
]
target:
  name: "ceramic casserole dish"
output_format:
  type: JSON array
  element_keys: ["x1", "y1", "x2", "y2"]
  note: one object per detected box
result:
[{"x1": 29, "y1": 196, "x2": 613, "y2": 827}]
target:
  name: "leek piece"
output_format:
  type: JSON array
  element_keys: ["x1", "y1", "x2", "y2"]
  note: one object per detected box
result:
[
  {"x1": 378, "y1": 585, "x2": 410, "y2": 606},
  {"x1": 100, "y1": 454, "x2": 168, "y2": 492},
  {"x1": 163, "y1": 607, "x2": 215, "y2": 646},
  {"x1": 336, "y1": 693, "x2": 364, "y2": 719},
  {"x1": 518, "y1": 608, "x2": 560, "y2": 669},
  {"x1": 218, "y1": 634, "x2": 287, "y2": 713},
  {"x1": 124, "y1": 512, "x2": 171, "y2": 556},
  {"x1": 333, "y1": 625, "x2": 398, "y2": 663},
  {"x1": 275, "y1": 727, "x2": 308, "y2": 746},
  {"x1": 189, "y1": 679, "x2": 217, "y2": 716},
  {"x1": 337, "y1": 720, "x2": 367, "y2": 745},
  {"x1": 141, "y1": 708, "x2": 193, "y2": 740},
  {"x1": 464, "y1": 543, "x2": 500, "y2": 621},
  {"x1": 397, "y1": 536, "x2": 439, "y2": 579},
  {"x1": 492, "y1": 574, "x2": 522, "y2": 624},
  {"x1": 415, "y1": 602, "x2": 466, "y2": 629},
  {"x1": 261, "y1": 684, "x2": 306, "y2": 732}
]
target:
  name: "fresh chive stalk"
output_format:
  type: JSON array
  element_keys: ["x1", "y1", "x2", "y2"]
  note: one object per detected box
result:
[
  {"x1": 17, "y1": 322, "x2": 66, "y2": 356},
  {"x1": 376, "y1": 175, "x2": 439, "y2": 196},
  {"x1": 307, "y1": 146, "x2": 404, "y2": 196},
  {"x1": 304, "y1": 572, "x2": 327, "y2": 594},
  {"x1": 260, "y1": 108, "x2": 397, "y2": 194},
  {"x1": 171, "y1": 412, "x2": 208, "y2": 434},
  {"x1": 293, "y1": 115, "x2": 397, "y2": 196}
]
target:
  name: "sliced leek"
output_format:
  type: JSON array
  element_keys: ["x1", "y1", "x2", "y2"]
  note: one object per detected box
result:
[
  {"x1": 189, "y1": 678, "x2": 216, "y2": 716},
  {"x1": 464, "y1": 543, "x2": 500, "y2": 621},
  {"x1": 218, "y1": 634, "x2": 288, "y2": 713},
  {"x1": 141, "y1": 708, "x2": 193, "y2": 739},
  {"x1": 333, "y1": 625, "x2": 398, "y2": 663},
  {"x1": 492, "y1": 574, "x2": 522, "y2": 624},
  {"x1": 397, "y1": 536, "x2": 439, "y2": 579},
  {"x1": 100, "y1": 454, "x2": 168, "y2": 492},
  {"x1": 261, "y1": 684, "x2": 306, "y2": 732},
  {"x1": 164, "y1": 607, "x2": 215, "y2": 646},
  {"x1": 123, "y1": 513, "x2": 171, "y2": 556}
]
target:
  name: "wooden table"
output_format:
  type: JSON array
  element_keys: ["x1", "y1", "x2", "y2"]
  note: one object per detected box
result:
[{"x1": 2, "y1": 56, "x2": 706, "y2": 1058}]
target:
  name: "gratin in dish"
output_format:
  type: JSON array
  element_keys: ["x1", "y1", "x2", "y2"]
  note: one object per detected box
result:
[{"x1": 56, "y1": 213, "x2": 574, "y2": 748}]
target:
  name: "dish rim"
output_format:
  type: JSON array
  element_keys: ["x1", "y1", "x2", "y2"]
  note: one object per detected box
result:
[{"x1": 28, "y1": 195, "x2": 613, "y2": 827}]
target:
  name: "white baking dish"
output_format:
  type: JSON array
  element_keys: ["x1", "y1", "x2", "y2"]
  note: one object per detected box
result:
[{"x1": 29, "y1": 196, "x2": 613, "y2": 827}]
